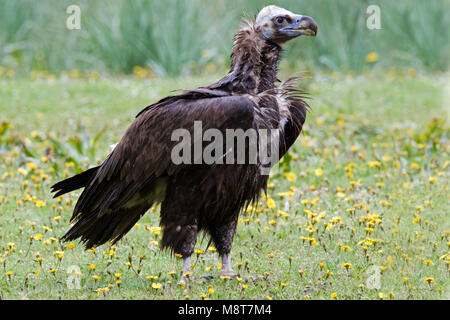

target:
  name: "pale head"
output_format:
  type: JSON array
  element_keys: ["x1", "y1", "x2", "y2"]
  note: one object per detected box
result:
[{"x1": 255, "y1": 5, "x2": 317, "y2": 44}]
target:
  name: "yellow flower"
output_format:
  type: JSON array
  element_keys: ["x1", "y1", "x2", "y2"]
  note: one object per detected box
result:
[
  {"x1": 342, "y1": 262, "x2": 352, "y2": 269},
  {"x1": 266, "y1": 198, "x2": 275, "y2": 209},
  {"x1": 133, "y1": 66, "x2": 148, "y2": 79},
  {"x1": 69, "y1": 69, "x2": 79, "y2": 78},
  {"x1": 89, "y1": 264, "x2": 96, "y2": 271},
  {"x1": 330, "y1": 292, "x2": 337, "y2": 299},
  {"x1": 34, "y1": 200, "x2": 45, "y2": 208},
  {"x1": 286, "y1": 172, "x2": 296, "y2": 182},
  {"x1": 366, "y1": 52, "x2": 379, "y2": 63},
  {"x1": 424, "y1": 277, "x2": 434, "y2": 284},
  {"x1": 152, "y1": 282, "x2": 162, "y2": 289},
  {"x1": 365, "y1": 227, "x2": 374, "y2": 233},
  {"x1": 54, "y1": 251, "x2": 64, "y2": 260},
  {"x1": 410, "y1": 163, "x2": 420, "y2": 170},
  {"x1": 423, "y1": 260, "x2": 433, "y2": 266},
  {"x1": 26, "y1": 162, "x2": 37, "y2": 170},
  {"x1": 90, "y1": 71, "x2": 100, "y2": 80},
  {"x1": 368, "y1": 161, "x2": 381, "y2": 168},
  {"x1": 314, "y1": 168, "x2": 323, "y2": 176}
]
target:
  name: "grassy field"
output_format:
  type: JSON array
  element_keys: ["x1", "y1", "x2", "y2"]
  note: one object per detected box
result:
[
  {"x1": 1, "y1": 0, "x2": 449, "y2": 75},
  {"x1": 0, "y1": 71, "x2": 449, "y2": 299}
]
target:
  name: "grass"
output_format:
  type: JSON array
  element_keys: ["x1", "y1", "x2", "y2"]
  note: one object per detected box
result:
[
  {"x1": 0, "y1": 0, "x2": 449, "y2": 75},
  {"x1": 0, "y1": 71, "x2": 449, "y2": 299}
]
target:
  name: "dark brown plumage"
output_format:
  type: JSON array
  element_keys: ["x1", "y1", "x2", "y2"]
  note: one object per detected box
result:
[{"x1": 51, "y1": 5, "x2": 317, "y2": 278}]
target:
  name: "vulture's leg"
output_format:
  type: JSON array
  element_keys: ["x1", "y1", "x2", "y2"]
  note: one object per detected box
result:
[
  {"x1": 210, "y1": 216, "x2": 239, "y2": 277},
  {"x1": 181, "y1": 255, "x2": 192, "y2": 282},
  {"x1": 162, "y1": 223, "x2": 198, "y2": 284},
  {"x1": 160, "y1": 185, "x2": 198, "y2": 283},
  {"x1": 221, "y1": 253, "x2": 234, "y2": 277}
]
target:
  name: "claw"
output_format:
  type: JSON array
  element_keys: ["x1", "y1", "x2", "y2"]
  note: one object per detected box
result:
[
  {"x1": 220, "y1": 253, "x2": 236, "y2": 278},
  {"x1": 196, "y1": 275, "x2": 215, "y2": 283},
  {"x1": 219, "y1": 270, "x2": 236, "y2": 278}
]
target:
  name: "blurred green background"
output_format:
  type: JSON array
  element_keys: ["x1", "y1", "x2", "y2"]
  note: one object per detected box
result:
[{"x1": 0, "y1": 0, "x2": 449, "y2": 77}]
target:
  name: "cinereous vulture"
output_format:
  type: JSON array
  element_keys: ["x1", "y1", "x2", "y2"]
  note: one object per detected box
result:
[{"x1": 51, "y1": 5, "x2": 317, "y2": 281}]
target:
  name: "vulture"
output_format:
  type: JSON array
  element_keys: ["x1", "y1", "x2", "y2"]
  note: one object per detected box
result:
[{"x1": 51, "y1": 5, "x2": 317, "y2": 281}]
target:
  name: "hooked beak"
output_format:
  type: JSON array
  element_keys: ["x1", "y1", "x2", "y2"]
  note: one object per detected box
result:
[{"x1": 281, "y1": 15, "x2": 318, "y2": 37}]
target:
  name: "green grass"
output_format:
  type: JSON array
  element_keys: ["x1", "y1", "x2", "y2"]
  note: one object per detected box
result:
[
  {"x1": 0, "y1": 72, "x2": 449, "y2": 299},
  {"x1": 1, "y1": 0, "x2": 449, "y2": 75}
]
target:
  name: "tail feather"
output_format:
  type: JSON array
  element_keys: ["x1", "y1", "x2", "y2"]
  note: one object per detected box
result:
[
  {"x1": 52, "y1": 162, "x2": 164, "y2": 249},
  {"x1": 51, "y1": 166, "x2": 100, "y2": 197},
  {"x1": 61, "y1": 203, "x2": 149, "y2": 249}
]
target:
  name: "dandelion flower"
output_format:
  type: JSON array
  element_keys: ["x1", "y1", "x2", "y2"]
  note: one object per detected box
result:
[
  {"x1": 286, "y1": 172, "x2": 296, "y2": 182},
  {"x1": 342, "y1": 262, "x2": 352, "y2": 270},
  {"x1": 366, "y1": 52, "x2": 379, "y2": 63},
  {"x1": 314, "y1": 168, "x2": 323, "y2": 176},
  {"x1": 152, "y1": 282, "x2": 162, "y2": 289},
  {"x1": 424, "y1": 277, "x2": 434, "y2": 284}
]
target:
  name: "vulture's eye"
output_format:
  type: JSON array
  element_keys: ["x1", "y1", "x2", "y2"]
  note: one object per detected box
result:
[{"x1": 275, "y1": 17, "x2": 284, "y2": 25}]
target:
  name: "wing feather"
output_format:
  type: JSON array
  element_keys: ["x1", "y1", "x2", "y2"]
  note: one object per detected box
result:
[{"x1": 69, "y1": 95, "x2": 257, "y2": 225}]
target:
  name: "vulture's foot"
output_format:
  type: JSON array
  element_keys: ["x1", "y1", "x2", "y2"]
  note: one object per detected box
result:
[
  {"x1": 219, "y1": 270, "x2": 237, "y2": 278},
  {"x1": 196, "y1": 275, "x2": 215, "y2": 283},
  {"x1": 178, "y1": 275, "x2": 190, "y2": 286},
  {"x1": 219, "y1": 253, "x2": 236, "y2": 278}
]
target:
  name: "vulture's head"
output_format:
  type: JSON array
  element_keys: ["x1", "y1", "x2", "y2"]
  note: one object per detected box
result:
[{"x1": 255, "y1": 5, "x2": 317, "y2": 44}]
